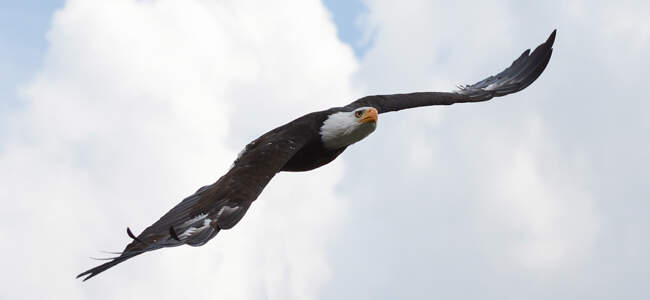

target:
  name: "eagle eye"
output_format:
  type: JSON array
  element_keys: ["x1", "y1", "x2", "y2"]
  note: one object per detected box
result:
[{"x1": 354, "y1": 110, "x2": 363, "y2": 118}]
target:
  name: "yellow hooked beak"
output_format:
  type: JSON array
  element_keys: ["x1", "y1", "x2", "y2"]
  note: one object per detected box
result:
[{"x1": 358, "y1": 107, "x2": 378, "y2": 124}]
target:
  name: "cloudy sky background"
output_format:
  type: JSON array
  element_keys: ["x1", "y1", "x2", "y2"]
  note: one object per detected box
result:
[{"x1": 1, "y1": 0, "x2": 648, "y2": 299}]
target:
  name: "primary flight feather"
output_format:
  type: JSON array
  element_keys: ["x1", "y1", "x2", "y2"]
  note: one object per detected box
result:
[{"x1": 78, "y1": 30, "x2": 556, "y2": 281}]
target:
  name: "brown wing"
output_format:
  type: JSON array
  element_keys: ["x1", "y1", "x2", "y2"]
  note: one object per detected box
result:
[
  {"x1": 77, "y1": 121, "x2": 316, "y2": 281},
  {"x1": 345, "y1": 30, "x2": 555, "y2": 113}
]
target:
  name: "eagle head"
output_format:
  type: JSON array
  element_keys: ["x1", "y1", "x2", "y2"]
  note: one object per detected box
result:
[{"x1": 320, "y1": 107, "x2": 378, "y2": 150}]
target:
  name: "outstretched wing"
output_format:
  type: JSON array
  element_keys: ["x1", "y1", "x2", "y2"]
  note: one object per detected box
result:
[
  {"x1": 346, "y1": 30, "x2": 555, "y2": 113},
  {"x1": 77, "y1": 122, "x2": 314, "y2": 281}
]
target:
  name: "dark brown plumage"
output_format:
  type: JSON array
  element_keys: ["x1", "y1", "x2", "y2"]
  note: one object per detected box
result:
[{"x1": 78, "y1": 30, "x2": 556, "y2": 281}]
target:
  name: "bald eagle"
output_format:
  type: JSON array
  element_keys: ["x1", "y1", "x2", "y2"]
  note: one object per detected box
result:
[{"x1": 78, "y1": 30, "x2": 556, "y2": 281}]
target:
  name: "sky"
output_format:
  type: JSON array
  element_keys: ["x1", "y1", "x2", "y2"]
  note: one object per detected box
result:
[{"x1": 0, "y1": 0, "x2": 649, "y2": 299}]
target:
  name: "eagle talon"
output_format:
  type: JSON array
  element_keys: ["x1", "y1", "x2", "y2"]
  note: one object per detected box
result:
[
  {"x1": 169, "y1": 225, "x2": 182, "y2": 242},
  {"x1": 126, "y1": 227, "x2": 149, "y2": 245}
]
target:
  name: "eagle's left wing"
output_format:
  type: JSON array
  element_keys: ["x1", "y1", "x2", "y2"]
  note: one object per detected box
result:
[
  {"x1": 77, "y1": 122, "x2": 315, "y2": 281},
  {"x1": 346, "y1": 30, "x2": 555, "y2": 113}
]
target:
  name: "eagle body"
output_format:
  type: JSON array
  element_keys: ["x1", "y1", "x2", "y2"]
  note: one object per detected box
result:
[
  {"x1": 78, "y1": 30, "x2": 556, "y2": 281},
  {"x1": 249, "y1": 108, "x2": 351, "y2": 173}
]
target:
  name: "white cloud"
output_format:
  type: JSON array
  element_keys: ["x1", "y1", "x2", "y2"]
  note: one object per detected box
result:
[
  {"x1": 324, "y1": 0, "x2": 650, "y2": 299},
  {"x1": 486, "y1": 125, "x2": 599, "y2": 271},
  {"x1": 0, "y1": 0, "x2": 357, "y2": 299},
  {"x1": 355, "y1": 0, "x2": 516, "y2": 93},
  {"x1": 3, "y1": 0, "x2": 650, "y2": 299}
]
